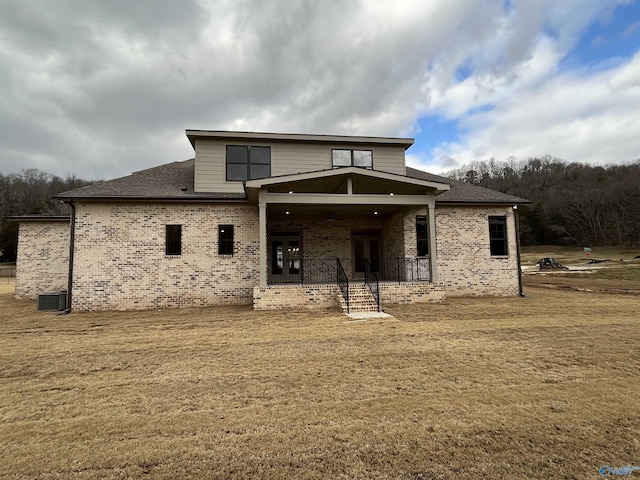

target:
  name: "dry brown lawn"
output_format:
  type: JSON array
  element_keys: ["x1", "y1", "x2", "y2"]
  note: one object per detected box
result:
[{"x1": 1, "y1": 280, "x2": 639, "y2": 479}]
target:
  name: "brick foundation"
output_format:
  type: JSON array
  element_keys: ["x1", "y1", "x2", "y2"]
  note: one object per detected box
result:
[
  {"x1": 253, "y1": 281, "x2": 446, "y2": 311},
  {"x1": 379, "y1": 281, "x2": 445, "y2": 304},
  {"x1": 253, "y1": 284, "x2": 339, "y2": 310}
]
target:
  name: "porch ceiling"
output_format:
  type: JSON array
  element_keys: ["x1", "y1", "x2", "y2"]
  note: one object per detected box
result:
[
  {"x1": 245, "y1": 166, "x2": 450, "y2": 202},
  {"x1": 267, "y1": 203, "x2": 413, "y2": 221}
]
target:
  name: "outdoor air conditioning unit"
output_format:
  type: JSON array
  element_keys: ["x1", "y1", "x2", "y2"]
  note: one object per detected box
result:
[{"x1": 37, "y1": 291, "x2": 67, "y2": 311}]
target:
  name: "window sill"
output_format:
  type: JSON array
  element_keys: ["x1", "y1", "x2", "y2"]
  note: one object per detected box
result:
[
  {"x1": 165, "y1": 255, "x2": 182, "y2": 258},
  {"x1": 491, "y1": 255, "x2": 510, "y2": 259}
]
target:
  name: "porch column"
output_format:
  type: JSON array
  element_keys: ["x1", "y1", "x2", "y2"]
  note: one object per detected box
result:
[
  {"x1": 258, "y1": 191, "x2": 267, "y2": 287},
  {"x1": 427, "y1": 201, "x2": 438, "y2": 283}
]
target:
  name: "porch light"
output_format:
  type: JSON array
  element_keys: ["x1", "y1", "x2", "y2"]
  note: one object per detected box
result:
[
  {"x1": 285, "y1": 211, "x2": 290, "y2": 215},
  {"x1": 389, "y1": 192, "x2": 394, "y2": 196},
  {"x1": 374, "y1": 211, "x2": 378, "y2": 215},
  {"x1": 288, "y1": 190, "x2": 293, "y2": 194}
]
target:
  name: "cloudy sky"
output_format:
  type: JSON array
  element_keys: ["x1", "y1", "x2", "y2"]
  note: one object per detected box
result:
[{"x1": 1, "y1": 0, "x2": 639, "y2": 180}]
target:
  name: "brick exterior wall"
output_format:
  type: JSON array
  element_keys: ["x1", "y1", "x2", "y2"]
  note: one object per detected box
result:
[
  {"x1": 71, "y1": 202, "x2": 259, "y2": 310},
  {"x1": 253, "y1": 284, "x2": 339, "y2": 310},
  {"x1": 382, "y1": 212, "x2": 405, "y2": 258},
  {"x1": 64, "y1": 202, "x2": 519, "y2": 311},
  {"x1": 15, "y1": 222, "x2": 70, "y2": 299},
  {"x1": 379, "y1": 281, "x2": 445, "y2": 304},
  {"x1": 404, "y1": 206, "x2": 520, "y2": 297}
]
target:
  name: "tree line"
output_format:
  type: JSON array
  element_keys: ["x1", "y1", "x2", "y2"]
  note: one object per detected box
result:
[
  {"x1": 0, "y1": 169, "x2": 94, "y2": 261},
  {"x1": 1, "y1": 159, "x2": 638, "y2": 262},
  {"x1": 445, "y1": 157, "x2": 640, "y2": 247}
]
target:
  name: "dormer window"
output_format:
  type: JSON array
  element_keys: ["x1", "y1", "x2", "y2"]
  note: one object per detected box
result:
[
  {"x1": 332, "y1": 149, "x2": 373, "y2": 169},
  {"x1": 226, "y1": 145, "x2": 271, "y2": 181}
]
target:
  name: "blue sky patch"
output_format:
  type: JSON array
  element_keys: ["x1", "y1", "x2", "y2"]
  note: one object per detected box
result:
[
  {"x1": 561, "y1": 2, "x2": 640, "y2": 71},
  {"x1": 455, "y1": 59, "x2": 474, "y2": 83},
  {"x1": 412, "y1": 115, "x2": 461, "y2": 162}
]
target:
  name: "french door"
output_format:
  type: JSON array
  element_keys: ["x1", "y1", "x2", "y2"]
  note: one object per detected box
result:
[
  {"x1": 270, "y1": 237, "x2": 301, "y2": 283},
  {"x1": 352, "y1": 236, "x2": 381, "y2": 278}
]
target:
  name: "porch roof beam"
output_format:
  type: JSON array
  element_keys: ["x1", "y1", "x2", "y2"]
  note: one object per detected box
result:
[
  {"x1": 245, "y1": 166, "x2": 450, "y2": 191},
  {"x1": 261, "y1": 192, "x2": 435, "y2": 206}
]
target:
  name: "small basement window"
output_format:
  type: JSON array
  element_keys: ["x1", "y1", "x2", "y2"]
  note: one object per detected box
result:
[
  {"x1": 488, "y1": 216, "x2": 508, "y2": 256},
  {"x1": 166, "y1": 225, "x2": 182, "y2": 255},
  {"x1": 416, "y1": 215, "x2": 428, "y2": 256},
  {"x1": 218, "y1": 225, "x2": 234, "y2": 255}
]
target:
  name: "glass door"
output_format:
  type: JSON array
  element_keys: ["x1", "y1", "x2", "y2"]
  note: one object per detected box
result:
[
  {"x1": 270, "y1": 238, "x2": 301, "y2": 283},
  {"x1": 352, "y1": 236, "x2": 381, "y2": 278}
]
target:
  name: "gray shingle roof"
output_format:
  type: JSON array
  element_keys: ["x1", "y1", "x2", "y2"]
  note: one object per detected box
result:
[
  {"x1": 6, "y1": 215, "x2": 70, "y2": 222},
  {"x1": 55, "y1": 159, "x2": 529, "y2": 205},
  {"x1": 406, "y1": 167, "x2": 530, "y2": 204},
  {"x1": 55, "y1": 159, "x2": 246, "y2": 201}
]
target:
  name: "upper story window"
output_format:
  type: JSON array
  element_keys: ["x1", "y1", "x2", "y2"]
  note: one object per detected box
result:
[
  {"x1": 332, "y1": 149, "x2": 373, "y2": 169},
  {"x1": 226, "y1": 146, "x2": 271, "y2": 181},
  {"x1": 488, "y1": 216, "x2": 508, "y2": 256}
]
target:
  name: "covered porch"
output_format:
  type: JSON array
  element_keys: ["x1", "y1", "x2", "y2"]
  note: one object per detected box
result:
[{"x1": 245, "y1": 167, "x2": 449, "y2": 310}]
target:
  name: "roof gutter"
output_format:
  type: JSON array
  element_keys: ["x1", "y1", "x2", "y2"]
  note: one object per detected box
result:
[
  {"x1": 61, "y1": 201, "x2": 76, "y2": 314},
  {"x1": 513, "y1": 205, "x2": 525, "y2": 297},
  {"x1": 435, "y1": 200, "x2": 533, "y2": 206},
  {"x1": 53, "y1": 196, "x2": 249, "y2": 203}
]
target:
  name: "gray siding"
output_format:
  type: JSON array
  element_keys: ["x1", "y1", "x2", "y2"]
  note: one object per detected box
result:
[{"x1": 194, "y1": 139, "x2": 407, "y2": 193}]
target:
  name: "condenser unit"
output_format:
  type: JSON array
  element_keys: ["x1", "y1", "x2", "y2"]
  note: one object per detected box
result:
[{"x1": 37, "y1": 291, "x2": 67, "y2": 311}]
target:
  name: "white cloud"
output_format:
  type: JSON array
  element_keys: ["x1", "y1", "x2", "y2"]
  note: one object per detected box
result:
[
  {"x1": 426, "y1": 49, "x2": 640, "y2": 170},
  {"x1": 0, "y1": 0, "x2": 636, "y2": 180}
]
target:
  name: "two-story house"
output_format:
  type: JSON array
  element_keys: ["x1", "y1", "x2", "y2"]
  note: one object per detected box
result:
[{"x1": 12, "y1": 130, "x2": 529, "y2": 312}]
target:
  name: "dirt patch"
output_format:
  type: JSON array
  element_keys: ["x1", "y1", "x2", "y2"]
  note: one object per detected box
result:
[
  {"x1": 521, "y1": 246, "x2": 640, "y2": 294},
  {"x1": 1, "y1": 287, "x2": 638, "y2": 479},
  {"x1": 520, "y1": 245, "x2": 640, "y2": 268},
  {"x1": 525, "y1": 281, "x2": 640, "y2": 295},
  {"x1": 524, "y1": 265, "x2": 640, "y2": 292}
]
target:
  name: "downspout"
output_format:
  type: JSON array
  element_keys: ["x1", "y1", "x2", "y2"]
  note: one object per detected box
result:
[
  {"x1": 513, "y1": 205, "x2": 524, "y2": 297},
  {"x1": 62, "y1": 200, "x2": 76, "y2": 313}
]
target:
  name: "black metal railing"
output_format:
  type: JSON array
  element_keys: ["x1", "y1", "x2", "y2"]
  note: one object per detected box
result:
[
  {"x1": 267, "y1": 258, "x2": 336, "y2": 285},
  {"x1": 375, "y1": 257, "x2": 431, "y2": 283},
  {"x1": 266, "y1": 257, "x2": 431, "y2": 285},
  {"x1": 336, "y1": 258, "x2": 349, "y2": 313},
  {"x1": 364, "y1": 258, "x2": 380, "y2": 312}
]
